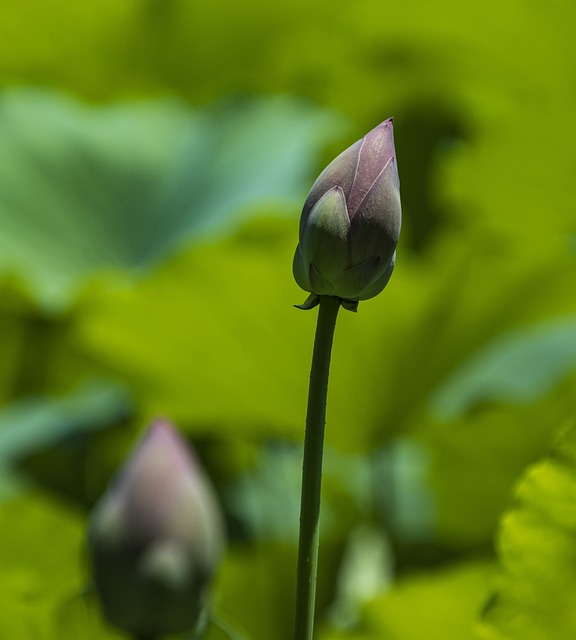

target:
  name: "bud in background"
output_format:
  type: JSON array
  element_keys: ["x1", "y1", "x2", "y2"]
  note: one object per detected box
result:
[
  {"x1": 87, "y1": 421, "x2": 224, "y2": 639},
  {"x1": 293, "y1": 119, "x2": 401, "y2": 310}
]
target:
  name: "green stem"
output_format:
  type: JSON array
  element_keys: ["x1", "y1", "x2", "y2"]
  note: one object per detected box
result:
[{"x1": 294, "y1": 295, "x2": 341, "y2": 640}]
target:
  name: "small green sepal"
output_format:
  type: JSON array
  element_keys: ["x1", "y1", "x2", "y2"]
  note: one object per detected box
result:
[
  {"x1": 341, "y1": 299, "x2": 359, "y2": 312},
  {"x1": 295, "y1": 293, "x2": 321, "y2": 310}
]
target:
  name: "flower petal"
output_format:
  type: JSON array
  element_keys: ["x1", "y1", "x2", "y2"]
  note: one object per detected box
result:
[
  {"x1": 347, "y1": 119, "x2": 396, "y2": 219},
  {"x1": 349, "y1": 158, "x2": 401, "y2": 266},
  {"x1": 299, "y1": 139, "x2": 362, "y2": 232},
  {"x1": 300, "y1": 186, "x2": 350, "y2": 281},
  {"x1": 358, "y1": 252, "x2": 396, "y2": 300}
]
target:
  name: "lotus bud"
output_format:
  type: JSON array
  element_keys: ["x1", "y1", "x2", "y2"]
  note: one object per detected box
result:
[
  {"x1": 293, "y1": 118, "x2": 401, "y2": 311},
  {"x1": 87, "y1": 420, "x2": 224, "y2": 639}
]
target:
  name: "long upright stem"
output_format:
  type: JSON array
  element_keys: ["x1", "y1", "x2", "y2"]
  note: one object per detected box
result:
[{"x1": 294, "y1": 295, "x2": 341, "y2": 640}]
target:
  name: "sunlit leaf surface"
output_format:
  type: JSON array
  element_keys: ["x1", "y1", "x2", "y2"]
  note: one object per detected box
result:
[
  {"x1": 0, "y1": 494, "x2": 85, "y2": 639},
  {"x1": 321, "y1": 560, "x2": 493, "y2": 640},
  {"x1": 481, "y1": 423, "x2": 576, "y2": 639}
]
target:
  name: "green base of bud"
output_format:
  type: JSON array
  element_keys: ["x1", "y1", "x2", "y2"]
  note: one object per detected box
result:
[{"x1": 295, "y1": 294, "x2": 358, "y2": 313}]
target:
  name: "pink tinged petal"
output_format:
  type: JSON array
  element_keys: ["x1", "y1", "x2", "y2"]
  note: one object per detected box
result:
[
  {"x1": 349, "y1": 158, "x2": 401, "y2": 267},
  {"x1": 112, "y1": 421, "x2": 201, "y2": 542},
  {"x1": 92, "y1": 421, "x2": 224, "y2": 565},
  {"x1": 347, "y1": 119, "x2": 396, "y2": 219},
  {"x1": 299, "y1": 138, "x2": 363, "y2": 233}
]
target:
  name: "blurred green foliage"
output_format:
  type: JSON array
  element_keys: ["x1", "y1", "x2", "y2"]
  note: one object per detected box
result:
[
  {"x1": 481, "y1": 422, "x2": 576, "y2": 639},
  {"x1": 1, "y1": 0, "x2": 576, "y2": 638}
]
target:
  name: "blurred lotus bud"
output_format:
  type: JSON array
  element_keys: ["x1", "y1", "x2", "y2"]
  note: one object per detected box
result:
[
  {"x1": 293, "y1": 119, "x2": 401, "y2": 309},
  {"x1": 87, "y1": 420, "x2": 224, "y2": 638}
]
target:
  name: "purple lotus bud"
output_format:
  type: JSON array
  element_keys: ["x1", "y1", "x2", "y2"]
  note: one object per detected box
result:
[
  {"x1": 293, "y1": 119, "x2": 401, "y2": 309},
  {"x1": 87, "y1": 420, "x2": 224, "y2": 638}
]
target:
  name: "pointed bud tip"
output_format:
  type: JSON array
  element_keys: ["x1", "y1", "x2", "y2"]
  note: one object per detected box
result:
[
  {"x1": 146, "y1": 418, "x2": 178, "y2": 439},
  {"x1": 369, "y1": 117, "x2": 394, "y2": 131},
  {"x1": 140, "y1": 419, "x2": 197, "y2": 469},
  {"x1": 366, "y1": 117, "x2": 395, "y2": 142}
]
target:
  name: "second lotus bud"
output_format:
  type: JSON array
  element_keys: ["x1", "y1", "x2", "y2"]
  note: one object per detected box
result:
[{"x1": 87, "y1": 420, "x2": 224, "y2": 638}]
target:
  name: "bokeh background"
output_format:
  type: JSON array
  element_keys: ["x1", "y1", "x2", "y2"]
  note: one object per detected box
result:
[{"x1": 1, "y1": 1, "x2": 576, "y2": 638}]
